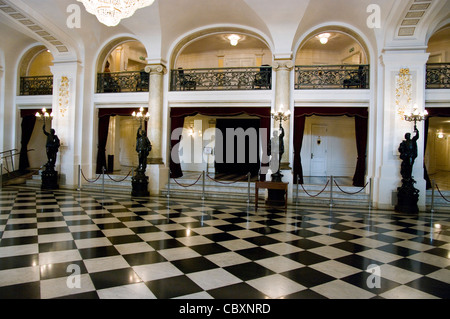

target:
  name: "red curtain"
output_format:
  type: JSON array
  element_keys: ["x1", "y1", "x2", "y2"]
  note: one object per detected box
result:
[
  {"x1": 293, "y1": 107, "x2": 369, "y2": 185},
  {"x1": 169, "y1": 107, "x2": 271, "y2": 179}
]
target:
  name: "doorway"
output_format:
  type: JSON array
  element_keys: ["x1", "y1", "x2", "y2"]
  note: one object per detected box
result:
[
  {"x1": 214, "y1": 118, "x2": 261, "y2": 177},
  {"x1": 310, "y1": 124, "x2": 328, "y2": 176}
]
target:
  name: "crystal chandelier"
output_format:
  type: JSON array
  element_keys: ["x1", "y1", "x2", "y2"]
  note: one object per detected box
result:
[{"x1": 78, "y1": 0, "x2": 155, "y2": 27}]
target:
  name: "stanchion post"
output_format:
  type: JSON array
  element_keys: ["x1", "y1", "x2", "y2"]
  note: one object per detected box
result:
[
  {"x1": 431, "y1": 179, "x2": 435, "y2": 213},
  {"x1": 368, "y1": 178, "x2": 373, "y2": 209},
  {"x1": 329, "y1": 176, "x2": 334, "y2": 208},
  {"x1": 296, "y1": 175, "x2": 300, "y2": 205},
  {"x1": 77, "y1": 165, "x2": 81, "y2": 191},
  {"x1": 167, "y1": 171, "x2": 171, "y2": 198},
  {"x1": 202, "y1": 171, "x2": 206, "y2": 200},
  {"x1": 247, "y1": 172, "x2": 251, "y2": 203},
  {"x1": 102, "y1": 166, "x2": 105, "y2": 193},
  {"x1": 0, "y1": 161, "x2": 3, "y2": 190}
]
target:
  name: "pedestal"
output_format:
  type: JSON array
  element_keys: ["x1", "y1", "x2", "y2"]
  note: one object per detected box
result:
[
  {"x1": 132, "y1": 172, "x2": 150, "y2": 197},
  {"x1": 41, "y1": 169, "x2": 59, "y2": 190},
  {"x1": 395, "y1": 178, "x2": 419, "y2": 214}
]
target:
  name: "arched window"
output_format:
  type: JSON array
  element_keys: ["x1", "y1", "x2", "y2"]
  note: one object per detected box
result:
[
  {"x1": 295, "y1": 31, "x2": 369, "y2": 90},
  {"x1": 171, "y1": 31, "x2": 272, "y2": 91},
  {"x1": 97, "y1": 40, "x2": 149, "y2": 93},
  {"x1": 19, "y1": 46, "x2": 54, "y2": 95}
]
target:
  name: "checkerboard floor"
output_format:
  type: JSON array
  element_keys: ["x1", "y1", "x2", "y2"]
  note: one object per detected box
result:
[{"x1": 0, "y1": 187, "x2": 449, "y2": 300}]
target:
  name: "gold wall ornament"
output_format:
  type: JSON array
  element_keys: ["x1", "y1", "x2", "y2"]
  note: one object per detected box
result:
[
  {"x1": 395, "y1": 68, "x2": 412, "y2": 118},
  {"x1": 58, "y1": 76, "x2": 70, "y2": 118}
]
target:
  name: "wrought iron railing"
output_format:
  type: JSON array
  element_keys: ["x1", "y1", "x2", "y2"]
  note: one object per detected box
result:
[
  {"x1": 97, "y1": 71, "x2": 149, "y2": 93},
  {"x1": 19, "y1": 75, "x2": 53, "y2": 95},
  {"x1": 426, "y1": 63, "x2": 449, "y2": 89},
  {"x1": 170, "y1": 66, "x2": 272, "y2": 91},
  {"x1": 295, "y1": 64, "x2": 370, "y2": 90}
]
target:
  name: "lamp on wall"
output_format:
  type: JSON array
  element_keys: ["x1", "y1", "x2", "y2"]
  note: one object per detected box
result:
[{"x1": 77, "y1": 0, "x2": 155, "y2": 27}]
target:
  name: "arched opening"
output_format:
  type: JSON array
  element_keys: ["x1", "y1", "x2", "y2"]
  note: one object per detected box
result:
[
  {"x1": 170, "y1": 30, "x2": 273, "y2": 91},
  {"x1": 19, "y1": 46, "x2": 54, "y2": 96},
  {"x1": 295, "y1": 30, "x2": 369, "y2": 89},
  {"x1": 96, "y1": 39, "x2": 149, "y2": 93},
  {"x1": 424, "y1": 25, "x2": 450, "y2": 190},
  {"x1": 169, "y1": 29, "x2": 273, "y2": 180},
  {"x1": 293, "y1": 28, "x2": 371, "y2": 187}
]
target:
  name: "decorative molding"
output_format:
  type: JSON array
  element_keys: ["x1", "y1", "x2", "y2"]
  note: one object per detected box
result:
[
  {"x1": 397, "y1": 0, "x2": 432, "y2": 37},
  {"x1": 57, "y1": 76, "x2": 70, "y2": 118},
  {"x1": 145, "y1": 64, "x2": 167, "y2": 75},
  {"x1": 395, "y1": 68, "x2": 413, "y2": 119},
  {"x1": 0, "y1": 0, "x2": 69, "y2": 53},
  {"x1": 273, "y1": 60, "x2": 294, "y2": 71}
]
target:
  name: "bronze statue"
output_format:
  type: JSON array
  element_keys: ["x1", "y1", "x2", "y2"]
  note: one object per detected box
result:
[
  {"x1": 43, "y1": 124, "x2": 60, "y2": 171},
  {"x1": 136, "y1": 125, "x2": 152, "y2": 173},
  {"x1": 398, "y1": 126, "x2": 419, "y2": 180},
  {"x1": 268, "y1": 125, "x2": 285, "y2": 182}
]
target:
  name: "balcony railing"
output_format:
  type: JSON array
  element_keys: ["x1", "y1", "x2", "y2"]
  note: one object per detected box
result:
[
  {"x1": 426, "y1": 63, "x2": 449, "y2": 89},
  {"x1": 97, "y1": 71, "x2": 149, "y2": 93},
  {"x1": 20, "y1": 75, "x2": 53, "y2": 96},
  {"x1": 170, "y1": 66, "x2": 272, "y2": 91},
  {"x1": 295, "y1": 64, "x2": 370, "y2": 90}
]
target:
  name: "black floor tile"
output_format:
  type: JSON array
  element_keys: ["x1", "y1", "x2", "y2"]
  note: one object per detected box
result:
[{"x1": 145, "y1": 275, "x2": 203, "y2": 299}]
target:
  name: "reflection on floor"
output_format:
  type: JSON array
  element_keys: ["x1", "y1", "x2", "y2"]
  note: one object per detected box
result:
[{"x1": 0, "y1": 186, "x2": 449, "y2": 300}]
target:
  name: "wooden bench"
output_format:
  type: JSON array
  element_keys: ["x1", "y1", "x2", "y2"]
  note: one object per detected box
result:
[{"x1": 255, "y1": 181, "x2": 288, "y2": 211}]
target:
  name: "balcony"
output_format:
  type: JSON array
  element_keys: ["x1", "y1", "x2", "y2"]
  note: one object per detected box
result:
[
  {"x1": 426, "y1": 63, "x2": 449, "y2": 89},
  {"x1": 97, "y1": 71, "x2": 149, "y2": 93},
  {"x1": 170, "y1": 66, "x2": 272, "y2": 91},
  {"x1": 19, "y1": 75, "x2": 53, "y2": 96},
  {"x1": 295, "y1": 64, "x2": 370, "y2": 90}
]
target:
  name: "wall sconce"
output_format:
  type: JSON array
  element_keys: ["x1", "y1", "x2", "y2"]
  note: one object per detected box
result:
[{"x1": 437, "y1": 132, "x2": 444, "y2": 139}]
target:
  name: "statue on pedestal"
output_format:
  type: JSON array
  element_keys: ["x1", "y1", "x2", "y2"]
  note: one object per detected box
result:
[
  {"x1": 136, "y1": 125, "x2": 152, "y2": 173},
  {"x1": 41, "y1": 124, "x2": 60, "y2": 190},
  {"x1": 395, "y1": 126, "x2": 420, "y2": 213},
  {"x1": 268, "y1": 125, "x2": 285, "y2": 182},
  {"x1": 43, "y1": 124, "x2": 60, "y2": 171}
]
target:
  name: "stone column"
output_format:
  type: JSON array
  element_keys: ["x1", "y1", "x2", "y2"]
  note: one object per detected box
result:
[
  {"x1": 144, "y1": 63, "x2": 169, "y2": 195},
  {"x1": 273, "y1": 59, "x2": 294, "y2": 170},
  {"x1": 375, "y1": 51, "x2": 429, "y2": 211},
  {"x1": 145, "y1": 64, "x2": 166, "y2": 165}
]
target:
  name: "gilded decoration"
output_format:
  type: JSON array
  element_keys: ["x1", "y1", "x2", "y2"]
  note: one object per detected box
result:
[
  {"x1": 58, "y1": 76, "x2": 69, "y2": 118},
  {"x1": 395, "y1": 68, "x2": 412, "y2": 119}
]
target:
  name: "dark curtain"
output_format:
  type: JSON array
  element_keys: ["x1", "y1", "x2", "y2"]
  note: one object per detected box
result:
[
  {"x1": 169, "y1": 107, "x2": 271, "y2": 179},
  {"x1": 19, "y1": 115, "x2": 37, "y2": 171},
  {"x1": 353, "y1": 116, "x2": 368, "y2": 187},
  {"x1": 293, "y1": 107, "x2": 369, "y2": 185},
  {"x1": 96, "y1": 115, "x2": 110, "y2": 174},
  {"x1": 293, "y1": 115, "x2": 306, "y2": 184},
  {"x1": 424, "y1": 118, "x2": 431, "y2": 189}
]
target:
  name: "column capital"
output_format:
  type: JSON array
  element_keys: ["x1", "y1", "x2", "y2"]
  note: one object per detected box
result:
[
  {"x1": 273, "y1": 60, "x2": 294, "y2": 71},
  {"x1": 145, "y1": 64, "x2": 167, "y2": 75}
]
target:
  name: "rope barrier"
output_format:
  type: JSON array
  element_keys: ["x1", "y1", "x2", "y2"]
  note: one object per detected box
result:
[
  {"x1": 206, "y1": 173, "x2": 248, "y2": 185},
  {"x1": 106, "y1": 170, "x2": 132, "y2": 182},
  {"x1": 80, "y1": 169, "x2": 102, "y2": 183},
  {"x1": 334, "y1": 180, "x2": 369, "y2": 195},
  {"x1": 300, "y1": 180, "x2": 330, "y2": 198},
  {"x1": 172, "y1": 173, "x2": 203, "y2": 188},
  {"x1": 436, "y1": 184, "x2": 450, "y2": 203}
]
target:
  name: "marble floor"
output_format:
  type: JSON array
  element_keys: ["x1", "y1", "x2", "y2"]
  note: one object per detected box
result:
[{"x1": 0, "y1": 186, "x2": 449, "y2": 302}]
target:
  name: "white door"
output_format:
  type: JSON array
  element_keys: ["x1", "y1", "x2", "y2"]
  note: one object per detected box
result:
[{"x1": 310, "y1": 124, "x2": 328, "y2": 176}]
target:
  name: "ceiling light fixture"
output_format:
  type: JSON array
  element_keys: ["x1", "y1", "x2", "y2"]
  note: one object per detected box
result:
[
  {"x1": 77, "y1": 0, "x2": 155, "y2": 27},
  {"x1": 317, "y1": 33, "x2": 331, "y2": 44},
  {"x1": 227, "y1": 34, "x2": 242, "y2": 46}
]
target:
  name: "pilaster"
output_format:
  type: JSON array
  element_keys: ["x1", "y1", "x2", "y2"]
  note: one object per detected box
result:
[{"x1": 375, "y1": 51, "x2": 429, "y2": 211}]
